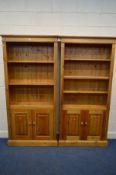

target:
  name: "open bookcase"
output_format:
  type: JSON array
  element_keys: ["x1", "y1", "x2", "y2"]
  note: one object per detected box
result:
[
  {"x1": 60, "y1": 38, "x2": 115, "y2": 146},
  {"x1": 3, "y1": 36, "x2": 57, "y2": 146},
  {"x1": 3, "y1": 36, "x2": 115, "y2": 147}
]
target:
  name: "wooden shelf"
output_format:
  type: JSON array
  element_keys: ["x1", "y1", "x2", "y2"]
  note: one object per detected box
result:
[
  {"x1": 64, "y1": 76, "x2": 109, "y2": 80},
  {"x1": 63, "y1": 90, "x2": 108, "y2": 94},
  {"x1": 10, "y1": 103, "x2": 54, "y2": 109},
  {"x1": 64, "y1": 58, "x2": 111, "y2": 62},
  {"x1": 9, "y1": 79, "x2": 54, "y2": 85},
  {"x1": 8, "y1": 60, "x2": 54, "y2": 64},
  {"x1": 63, "y1": 104, "x2": 107, "y2": 110}
]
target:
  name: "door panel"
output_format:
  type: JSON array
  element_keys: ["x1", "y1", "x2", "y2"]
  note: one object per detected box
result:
[
  {"x1": 36, "y1": 114, "x2": 49, "y2": 136},
  {"x1": 11, "y1": 109, "x2": 32, "y2": 140},
  {"x1": 33, "y1": 110, "x2": 53, "y2": 140},
  {"x1": 88, "y1": 110, "x2": 103, "y2": 140},
  {"x1": 64, "y1": 110, "x2": 80, "y2": 140}
]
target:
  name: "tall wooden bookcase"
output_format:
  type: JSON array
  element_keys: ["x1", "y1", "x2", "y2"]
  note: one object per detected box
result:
[
  {"x1": 60, "y1": 38, "x2": 115, "y2": 146},
  {"x1": 3, "y1": 36, "x2": 58, "y2": 146},
  {"x1": 3, "y1": 36, "x2": 115, "y2": 147}
]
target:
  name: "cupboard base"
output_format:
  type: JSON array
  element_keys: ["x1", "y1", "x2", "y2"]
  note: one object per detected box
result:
[
  {"x1": 8, "y1": 140, "x2": 108, "y2": 147},
  {"x1": 59, "y1": 140, "x2": 108, "y2": 147},
  {"x1": 8, "y1": 140, "x2": 57, "y2": 146}
]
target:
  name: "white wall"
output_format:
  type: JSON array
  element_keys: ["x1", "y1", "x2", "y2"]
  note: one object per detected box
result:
[{"x1": 0, "y1": 0, "x2": 116, "y2": 138}]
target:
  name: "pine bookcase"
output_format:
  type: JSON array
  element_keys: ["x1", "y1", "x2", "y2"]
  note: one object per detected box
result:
[
  {"x1": 3, "y1": 36, "x2": 58, "y2": 146},
  {"x1": 60, "y1": 37, "x2": 115, "y2": 146},
  {"x1": 2, "y1": 36, "x2": 115, "y2": 147}
]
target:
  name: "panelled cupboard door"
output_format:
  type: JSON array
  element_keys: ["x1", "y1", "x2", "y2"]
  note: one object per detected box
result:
[
  {"x1": 62, "y1": 110, "x2": 105, "y2": 141},
  {"x1": 11, "y1": 109, "x2": 32, "y2": 140},
  {"x1": 88, "y1": 110, "x2": 105, "y2": 140},
  {"x1": 64, "y1": 110, "x2": 80, "y2": 140},
  {"x1": 32, "y1": 110, "x2": 53, "y2": 140}
]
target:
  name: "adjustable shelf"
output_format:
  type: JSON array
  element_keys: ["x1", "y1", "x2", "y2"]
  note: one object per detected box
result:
[
  {"x1": 64, "y1": 76, "x2": 109, "y2": 80},
  {"x1": 9, "y1": 79, "x2": 54, "y2": 86},
  {"x1": 63, "y1": 90, "x2": 108, "y2": 94},
  {"x1": 64, "y1": 58, "x2": 111, "y2": 62},
  {"x1": 8, "y1": 60, "x2": 54, "y2": 63}
]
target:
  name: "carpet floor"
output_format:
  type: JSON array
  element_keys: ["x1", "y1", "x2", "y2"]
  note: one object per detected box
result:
[{"x1": 0, "y1": 139, "x2": 116, "y2": 175}]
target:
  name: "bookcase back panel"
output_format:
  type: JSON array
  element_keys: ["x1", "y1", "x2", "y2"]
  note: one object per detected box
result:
[
  {"x1": 64, "y1": 61, "x2": 110, "y2": 77},
  {"x1": 7, "y1": 43, "x2": 54, "y2": 61},
  {"x1": 64, "y1": 79, "x2": 109, "y2": 91},
  {"x1": 9, "y1": 86, "x2": 54, "y2": 105},
  {"x1": 8, "y1": 64, "x2": 54, "y2": 82},
  {"x1": 64, "y1": 94, "x2": 107, "y2": 105},
  {"x1": 65, "y1": 44, "x2": 112, "y2": 60}
]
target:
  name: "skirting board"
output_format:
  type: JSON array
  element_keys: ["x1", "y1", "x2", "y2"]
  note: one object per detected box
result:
[
  {"x1": 0, "y1": 130, "x2": 8, "y2": 138},
  {"x1": 108, "y1": 132, "x2": 116, "y2": 139}
]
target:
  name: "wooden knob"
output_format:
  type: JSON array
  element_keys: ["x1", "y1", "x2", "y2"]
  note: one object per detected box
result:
[{"x1": 81, "y1": 122, "x2": 84, "y2": 125}]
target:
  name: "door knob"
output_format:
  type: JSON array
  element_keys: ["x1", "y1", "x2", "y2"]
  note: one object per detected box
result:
[{"x1": 81, "y1": 122, "x2": 84, "y2": 125}]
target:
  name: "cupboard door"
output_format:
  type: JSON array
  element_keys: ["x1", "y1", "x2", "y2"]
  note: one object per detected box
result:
[
  {"x1": 87, "y1": 110, "x2": 104, "y2": 140},
  {"x1": 32, "y1": 110, "x2": 53, "y2": 140},
  {"x1": 11, "y1": 109, "x2": 32, "y2": 140},
  {"x1": 64, "y1": 110, "x2": 80, "y2": 140}
]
